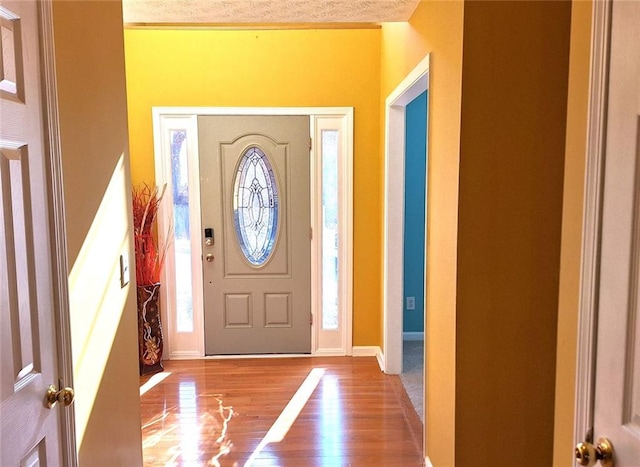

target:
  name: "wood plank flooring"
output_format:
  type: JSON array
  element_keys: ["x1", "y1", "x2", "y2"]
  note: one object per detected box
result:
[{"x1": 140, "y1": 357, "x2": 424, "y2": 466}]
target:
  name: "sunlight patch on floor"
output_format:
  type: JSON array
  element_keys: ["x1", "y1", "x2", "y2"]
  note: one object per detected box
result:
[
  {"x1": 244, "y1": 367, "x2": 325, "y2": 466},
  {"x1": 139, "y1": 371, "x2": 172, "y2": 396}
]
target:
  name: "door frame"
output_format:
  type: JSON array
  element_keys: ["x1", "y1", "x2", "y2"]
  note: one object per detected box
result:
[
  {"x1": 574, "y1": 0, "x2": 611, "y2": 446},
  {"x1": 35, "y1": 0, "x2": 77, "y2": 463},
  {"x1": 152, "y1": 107, "x2": 354, "y2": 358},
  {"x1": 383, "y1": 55, "x2": 430, "y2": 375}
]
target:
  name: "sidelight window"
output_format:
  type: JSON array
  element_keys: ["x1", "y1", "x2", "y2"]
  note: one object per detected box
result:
[
  {"x1": 170, "y1": 129, "x2": 194, "y2": 333},
  {"x1": 321, "y1": 130, "x2": 339, "y2": 330}
]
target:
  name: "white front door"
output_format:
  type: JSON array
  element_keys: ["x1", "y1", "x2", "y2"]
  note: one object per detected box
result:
[
  {"x1": 199, "y1": 115, "x2": 311, "y2": 355},
  {"x1": 0, "y1": 0, "x2": 70, "y2": 464},
  {"x1": 593, "y1": 0, "x2": 640, "y2": 463}
]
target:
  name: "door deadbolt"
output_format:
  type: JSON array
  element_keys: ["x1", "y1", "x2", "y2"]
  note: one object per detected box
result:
[
  {"x1": 575, "y1": 437, "x2": 614, "y2": 466},
  {"x1": 204, "y1": 228, "x2": 214, "y2": 246}
]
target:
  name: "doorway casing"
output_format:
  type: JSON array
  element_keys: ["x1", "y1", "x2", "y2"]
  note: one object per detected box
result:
[
  {"x1": 573, "y1": 0, "x2": 609, "y2": 447},
  {"x1": 383, "y1": 54, "x2": 430, "y2": 375},
  {"x1": 152, "y1": 107, "x2": 354, "y2": 358}
]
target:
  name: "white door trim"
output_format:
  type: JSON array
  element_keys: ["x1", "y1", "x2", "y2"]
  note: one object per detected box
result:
[
  {"x1": 383, "y1": 54, "x2": 430, "y2": 375},
  {"x1": 37, "y1": 1, "x2": 77, "y2": 464},
  {"x1": 152, "y1": 114, "x2": 203, "y2": 359},
  {"x1": 152, "y1": 107, "x2": 354, "y2": 357},
  {"x1": 153, "y1": 107, "x2": 354, "y2": 117},
  {"x1": 310, "y1": 114, "x2": 354, "y2": 356},
  {"x1": 574, "y1": 0, "x2": 611, "y2": 445},
  {"x1": 33, "y1": 0, "x2": 78, "y2": 466}
]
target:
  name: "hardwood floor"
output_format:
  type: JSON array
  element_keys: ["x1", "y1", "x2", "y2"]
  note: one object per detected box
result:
[{"x1": 140, "y1": 357, "x2": 424, "y2": 466}]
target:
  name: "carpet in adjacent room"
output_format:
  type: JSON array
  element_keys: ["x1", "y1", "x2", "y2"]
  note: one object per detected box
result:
[{"x1": 400, "y1": 339, "x2": 424, "y2": 424}]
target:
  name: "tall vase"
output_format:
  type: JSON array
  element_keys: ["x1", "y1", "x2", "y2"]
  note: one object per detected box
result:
[{"x1": 137, "y1": 283, "x2": 164, "y2": 375}]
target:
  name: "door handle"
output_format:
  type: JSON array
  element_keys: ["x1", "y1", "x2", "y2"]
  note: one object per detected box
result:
[
  {"x1": 46, "y1": 384, "x2": 74, "y2": 409},
  {"x1": 205, "y1": 253, "x2": 214, "y2": 262},
  {"x1": 575, "y1": 437, "x2": 614, "y2": 466}
]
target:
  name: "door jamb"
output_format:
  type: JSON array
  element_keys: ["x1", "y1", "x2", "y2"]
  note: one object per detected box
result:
[
  {"x1": 383, "y1": 55, "x2": 430, "y2": 375},
  {"x1": 574, "y1": 0, "x2": 611, "y2": 446},
  {"x1": 38, "y1": 0, "x2": 78, "y2": 464}
]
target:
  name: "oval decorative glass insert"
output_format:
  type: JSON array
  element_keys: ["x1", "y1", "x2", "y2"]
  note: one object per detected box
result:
[{"x1": 233, "y1": 146, "x2": 279, "y2": 266}]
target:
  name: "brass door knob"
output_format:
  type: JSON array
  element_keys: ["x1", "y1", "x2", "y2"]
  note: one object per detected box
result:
[
  {"x1": 205, "y1": 253, "x2": 214, "y2": 262},
  {"x1": 46, "y1": 384, "x2": 75, "y2": 409},
  {"x1": 575, "y1": 437, "x2": 614, "y2": 466}
]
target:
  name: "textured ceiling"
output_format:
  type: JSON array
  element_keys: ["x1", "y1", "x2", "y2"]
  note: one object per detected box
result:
[{"x1": 122, "y1": 0, "x2": 422, "y2": 25}]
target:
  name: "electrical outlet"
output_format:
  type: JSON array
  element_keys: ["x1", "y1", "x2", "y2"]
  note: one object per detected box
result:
[{"x1": 406, "y1": 296, "x2": 416, "y2": 310}]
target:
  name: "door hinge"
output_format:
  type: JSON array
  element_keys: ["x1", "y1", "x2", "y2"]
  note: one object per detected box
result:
[
  {"x1": 309, "y1": 227, "x2": 313, "y2": 240},
  {"x1": 310, "y1": 312, "x2": 313, "y2": 325},
  {"x1": 309, "y1": 137, "x2": 312, "y2": 151}
]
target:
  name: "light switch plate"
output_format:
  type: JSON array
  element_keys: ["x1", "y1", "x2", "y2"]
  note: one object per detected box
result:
[
  {"x1": 406, "y1": 296, "x2": 416, "y2": 311},
  {"x1": 120, "y1": 253, "x2": 130, "y2": 288}
]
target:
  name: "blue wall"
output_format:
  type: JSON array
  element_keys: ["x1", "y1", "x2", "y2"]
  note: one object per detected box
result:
[{"x1": 403, "y1": 91, "x2": 427, "y2": 333}]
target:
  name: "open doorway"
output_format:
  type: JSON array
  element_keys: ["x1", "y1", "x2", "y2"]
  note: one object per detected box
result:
[
  {"x1": 399, "y1": 90, "x2": 427, "y2": 423},
  {"x1": 383, "y1": 55, "x2": 429, "y2": 424}
]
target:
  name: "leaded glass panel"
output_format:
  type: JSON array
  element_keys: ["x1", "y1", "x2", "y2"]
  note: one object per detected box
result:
[{"x1": 233, "y1": 146, "x2": 279, "y2": 266}]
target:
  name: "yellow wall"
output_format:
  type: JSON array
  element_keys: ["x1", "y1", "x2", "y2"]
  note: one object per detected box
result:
[
  {"x1": 121, "y1": 4, "x2": 586, "y2": 466},
  {"x1": 382, "y1": 1, "x2": 575, "y2": 464},
  {"x1": 124, "y1": 28, "x2": 382, "y2": 345},
  {"x1": 553, "y1": 1, "x2": 593, "y2": 464},
  {"x1": 53, "y1": 1, "x2": 142, "y2": 465},
  {"x1": 380, "y1": 1, "x2": 464, "y2": 464},
  {"x1": 455, "y1": 2, "x2": 571, "y2": 465}
]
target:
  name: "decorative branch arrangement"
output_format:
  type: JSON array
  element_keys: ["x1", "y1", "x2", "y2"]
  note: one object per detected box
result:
[
  {"x1": 132, "y1": 183, "x2": 170, "y2": 286},
  {"x1": 132, "y1": 183, "x2": 173, "y2": 374}
]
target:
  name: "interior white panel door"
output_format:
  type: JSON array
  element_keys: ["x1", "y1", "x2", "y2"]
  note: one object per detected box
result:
[
  {"x1": 593, "y1": 0, "x2": 640, "y2": 463},
  {"x1": 0, "y1": 0, "x2": 66, "y2": 464}
]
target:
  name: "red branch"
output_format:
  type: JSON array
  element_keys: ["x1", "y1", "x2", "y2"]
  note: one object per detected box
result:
[{"x1": 132, "y1": 184, "x2": 169, "y2": 286}]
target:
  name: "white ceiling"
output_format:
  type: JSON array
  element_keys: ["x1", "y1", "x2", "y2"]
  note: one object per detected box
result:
[{"x1": 122, "y1": 0, "x2": 422, "y2": 25}]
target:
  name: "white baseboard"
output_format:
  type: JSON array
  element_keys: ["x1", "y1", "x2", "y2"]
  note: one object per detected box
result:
[
  {"x1": 403, "y1": 332, "x2": 424, "y2": 341},
  {"x1": 168, "y1": 351, "x2": 201, "y2": 360},
  {"x1": 425, "y1": 456, "x2": 434, "y2": 467},
  {"x1": 375, "y1": 347, "x2": 385, "y2": 371},
  {"x1": 352, "y1": 345, "x2": 380, "y2": 357}
]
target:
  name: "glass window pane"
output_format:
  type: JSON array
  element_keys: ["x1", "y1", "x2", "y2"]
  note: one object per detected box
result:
[
  {"x1": 233, "y1": 147, "x2": 279, "y2": 266},
  {"x1": 321, "y1": 130, "x2": 339, "y2": 330},
  {"x1": 170, "y1": 130, "x2": 193, "y2": 333}
]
